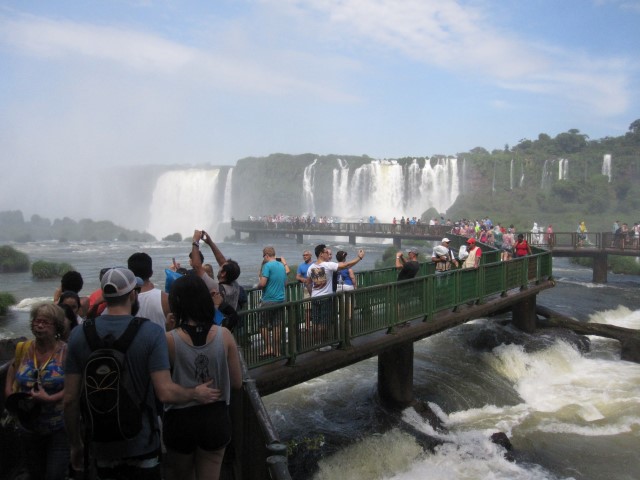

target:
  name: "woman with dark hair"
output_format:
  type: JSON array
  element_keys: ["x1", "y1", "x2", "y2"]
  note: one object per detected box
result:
[
  {"x1": 57, "y1": 290, "x2": 83, "y2": 331},
  {"x1": 335, "y1": 251, "x2": 357, "y2": 291},
  {"x1": 4, "y1": 302, "x2": 69, "y2": 480},
  {"x1": 514, "y1": 233, "x2": 532, "y2": 257},
  {"x1": 164, "y1": 274, "x2": 242, "y2": 480}
]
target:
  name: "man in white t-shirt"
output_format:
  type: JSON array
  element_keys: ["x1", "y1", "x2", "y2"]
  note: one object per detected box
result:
[
  {"x1": 127, "y1": 252, "x2": 171, "y2": 331},
  {"x1": 307, "y1": 244, "x2": 365, "y2": 343}
]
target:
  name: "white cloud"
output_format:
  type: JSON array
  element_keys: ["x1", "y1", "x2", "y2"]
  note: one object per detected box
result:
[{"x1": 262, "y1": 0, "x2": 633, "y2": 115}]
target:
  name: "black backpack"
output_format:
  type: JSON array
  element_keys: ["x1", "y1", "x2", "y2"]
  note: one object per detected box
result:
[{"x1": 81, "y1": 317, "x2": 150, "y2": 442}]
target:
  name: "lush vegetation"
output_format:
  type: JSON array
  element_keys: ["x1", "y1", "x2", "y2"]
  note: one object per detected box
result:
[
  {"x1": 162, "y1": 233, "x2": 183, "y2": 242},
  {"x1": 31, "y1": 260, "x2": 75, "y2": 280},
  {"x1": 447, "y1": 120, "x2": 640, "y2": 233},
  {"x1": 0, "y1": 245, "x2": 30, "y2": 273},
  {"x1": 0, "y1": 212, "x2": 156, "y2": 243},
  {"x1": 0, "y1": 292, "x2": 16, "y2": 315}
]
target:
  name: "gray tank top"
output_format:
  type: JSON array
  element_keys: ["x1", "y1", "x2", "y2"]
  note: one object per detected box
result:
[{"x1": 166, "y1": 325, "x2": 231, "y2": 410}]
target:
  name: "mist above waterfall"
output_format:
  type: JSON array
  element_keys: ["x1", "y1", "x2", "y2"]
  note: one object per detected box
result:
[{"x1": 147, "y1": 169, "x2": 224, "y2": 240}]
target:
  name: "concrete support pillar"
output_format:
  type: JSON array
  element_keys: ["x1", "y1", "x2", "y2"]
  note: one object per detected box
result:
[
  {"x1": 248, "y1": 232, "x2": 257, "y2": 243},
  {"x1": 349, "y1": 234, "x2": 356, "y2": 246},
  {"x1": 235, "y1": 230, "x2": 241, "y2": 241},
  {"x1": 296, "y1": 233, "x2": 304, "y2": 244},
  {"x1": 393, "y1": 237, "x2": 402, "y2": 249},
  {"x1": 512, "y1": 295, "x2": 537, "y2": 333},
  {"x1": 592, "y1": 254, "x2": 608, "y2": 283},
  {"x1": 378, "y1": 342, "x2": 414, "y2": 408}
]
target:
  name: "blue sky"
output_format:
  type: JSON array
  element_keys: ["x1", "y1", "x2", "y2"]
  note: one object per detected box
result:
[{"x1": 1, "y1": 0, "x2": 639, "y2": 177}]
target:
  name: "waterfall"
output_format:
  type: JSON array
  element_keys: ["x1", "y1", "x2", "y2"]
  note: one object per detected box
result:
[
  {"x1": 558, "y1": 158, "x2": 568, "y2": 181},
  {"x1": 519, "y1": 160, "x2": 525, "y2": 187},
  {"x1": 602, "y1": 154, "x2": 612, "y2": 182},
  {"x1": 491, "y1": 161, "x2": 496, "y2": 193},
  {"x1": 328, "y1": 157, "x2": 460, "y2": 222},
  {"x1": 222, "y1": 168, "x2": 233, "y2": 223},
  {"x1": 332, "y1": 159, "x2": 350, "y2": 220},
  {"x1": 302, "y1": 159, "x2": 318, "y2": 216},
  {"x1": 147, "y1": 169, "x2": 221, "y2": 240},
  {"x1": 510, "y1": 159, "x2": 514, "y2": 190},
  {"x1": 541, "y1": 159, "x2": 554, "y2": 189}
]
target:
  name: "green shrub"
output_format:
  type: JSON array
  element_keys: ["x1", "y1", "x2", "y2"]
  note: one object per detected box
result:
[
  {"x1": 0, "y1": 292, "x2": 16, "y2": 315},
  {"x1": 0, "y1": 245, "x2": 30, "y2": 273},
  {"x1": 31, "y1": 260, "x2": 74, "y2": 279}
]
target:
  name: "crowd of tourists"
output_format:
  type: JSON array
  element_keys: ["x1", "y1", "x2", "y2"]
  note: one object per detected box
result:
[{"x1": 5, "y1": 230, "x2": 243, "y2": 480}]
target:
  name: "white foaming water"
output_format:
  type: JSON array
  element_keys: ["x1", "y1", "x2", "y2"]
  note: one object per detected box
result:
[
  {"x1": 147, "y1": 169, "x2": 221, "y2": 240},
  {"x1": 602, "y1": 154, "x2": 612, "y2": 182},
  {"x1": 330, "y1": 158, "x2": 459, "y2": 222},
  {"x1": 312, "y1": 309, "x2": 640, "y2": 480}
]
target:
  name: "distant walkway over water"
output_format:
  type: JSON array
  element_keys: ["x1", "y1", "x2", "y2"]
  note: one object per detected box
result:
[
  {"x1": 231, "y1": 219, "x2": 451, "y2": 247},
  {"x1": 232, "y1": 220, "x2": 640, "y2": 283}
]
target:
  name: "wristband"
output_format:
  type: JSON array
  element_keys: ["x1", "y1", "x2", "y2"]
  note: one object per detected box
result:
[{"x1": 192, "y1": 242, "x2": 200, "y2": 248}]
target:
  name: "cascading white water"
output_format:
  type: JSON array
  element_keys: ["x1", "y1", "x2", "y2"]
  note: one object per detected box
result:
[
  {"x1": 519, "y1": 160, "x2": 525, "y2": 187},
  {"x1": 541, "y1": 159, "x2": 554, "y2": 189},
  {"x1": 222, "y1": 168, "x2": 233, "y2": 223},
  {"x1": 602, "y1": 154, "x2": 612, "y2": 182},
  {"x1": 510, "y1": 159, "x2": 514, "y2": 190},
  {"x1": 558, "y1": 158, "x2": 569, "y2": 180},
  {"x1": 330, "y1": 157, "x2": 460, "y2": 222},
  {"x1": 147, "y1": 169, "x2": 221, "y2": 240},
  {"x1": 302, "y1": 159, "x2": 317, "y2": 216},
  {"x1": 332, "y1": 159, "x2": 350, "y2": 219}
]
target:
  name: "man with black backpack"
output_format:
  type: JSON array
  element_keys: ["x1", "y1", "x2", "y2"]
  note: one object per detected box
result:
[{"x1": 64, "y1": 267, "x2": 219, "y2": 479}]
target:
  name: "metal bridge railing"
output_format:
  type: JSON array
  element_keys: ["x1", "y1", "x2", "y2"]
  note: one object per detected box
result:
[{"x1": 236, "y1": 245, "x2": 552, "y2": 369}]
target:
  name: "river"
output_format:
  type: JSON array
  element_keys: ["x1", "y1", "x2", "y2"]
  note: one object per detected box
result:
[{"x1": 1, "y1": 239, "x2": 639, "y2": 480}]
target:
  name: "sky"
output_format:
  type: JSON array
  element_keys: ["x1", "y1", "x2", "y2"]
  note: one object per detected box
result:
[{"x1": 0, "y1": 0, "x2": 639, "y2": 219}]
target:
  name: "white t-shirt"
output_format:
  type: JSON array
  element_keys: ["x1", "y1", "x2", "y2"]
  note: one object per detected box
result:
[
  {"x1": 307, "y1": 261, "x2": 339, "y2": 297},
  {"x1": 137, "y1": 288, "x2": 166, "y2": 331}
]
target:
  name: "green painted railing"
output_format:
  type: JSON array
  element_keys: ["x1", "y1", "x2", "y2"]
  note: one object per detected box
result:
[{"x1": 236, "y1": 238, "x2": 552, "y2": 369}]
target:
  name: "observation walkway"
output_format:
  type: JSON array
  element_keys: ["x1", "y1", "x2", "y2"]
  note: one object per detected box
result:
[{"x1": 225, "y1": 234, "x2": 553, "y2": 478}]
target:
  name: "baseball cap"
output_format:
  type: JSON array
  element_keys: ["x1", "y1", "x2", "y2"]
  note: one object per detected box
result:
[
  {"x1": 101, "y1": 267, "x2": 143, "y2": 298},
  {"x1": 442, "y1": 238, "x2": 450, "y2": 243},
  {"x1": 466, "y1": 238, "x2": 476, "y2": 244},
  {"x1": 406, "y1": 247, "x2": 419, "y2": 254}
]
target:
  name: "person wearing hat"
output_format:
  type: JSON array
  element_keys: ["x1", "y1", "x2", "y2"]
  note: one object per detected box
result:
[
  {"x1": 432, "y1": 238, "x2": 459, "y2": 272},
  {"x1": 4, "y1": 302, "x2": 69, "y2": 480},
  {"x1": 462, "y1": 237, "x2": 482, "y2": 269},
  {"x1": 64, "y1": 267, "x2": 220, "y2": 478},
  {"x1": 396, "y1": 247, "x2": 420, "y2": 280}
]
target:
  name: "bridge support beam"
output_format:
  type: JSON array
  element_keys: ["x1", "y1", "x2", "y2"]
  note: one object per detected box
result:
[
  {"x1": 348, "y1": 234, "x2": 356, "y2": 246},
  {"x1": 296, "y1": 233, "x2": 304, "y2": 244},
  {"x1": 592, "y1": 254, "x2": 608, "y2": 283},
  {"x1": 393, "y1": 237, "x2": 402, "y2": 249},
  {"x1": 512, "y1": 295, "x2": 537, "y2": 333},
  {"x1": 248, "y1": 232, "x2": 257, "y2": 243},
  {"x1": 377, "y1": 342, "x2": 414, "y2": 408}
]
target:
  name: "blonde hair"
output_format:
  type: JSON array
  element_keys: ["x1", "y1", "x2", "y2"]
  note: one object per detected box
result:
[{"x1": 30, "y1": 302, "x2": 66, "y2": 338}]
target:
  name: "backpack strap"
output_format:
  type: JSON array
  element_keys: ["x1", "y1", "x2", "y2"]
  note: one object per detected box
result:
[
  {"x1": 13, "y1": 340, "x2": 31, "y2": 369},
  {"x1": 82, "y1": 319, "x2": 103, "y2": 351},
  {"x1": 113, "y1": 317, "x2": 148, "y2": 353}
]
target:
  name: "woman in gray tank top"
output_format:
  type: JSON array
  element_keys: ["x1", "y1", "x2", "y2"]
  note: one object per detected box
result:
[{"x1": 163, "y1": 275, "x2": 242, "y2": 480}]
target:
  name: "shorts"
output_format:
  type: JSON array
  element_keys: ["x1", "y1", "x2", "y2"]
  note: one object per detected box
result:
[
  {"x1": 258, "y1": 301, "x2": 284, "y2": 328},
  {"x1": 163, "y1": 402, "x2": 231, "y2": 454},
  {"x1": 311, "y1": 297, "x2": 333, "y2": 325}
]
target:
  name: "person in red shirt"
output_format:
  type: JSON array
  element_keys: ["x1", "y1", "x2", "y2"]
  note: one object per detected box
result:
[{"x1": 514, "y1": 234, "x2": 532, "y2": 257}]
